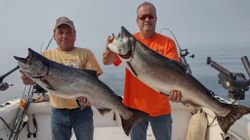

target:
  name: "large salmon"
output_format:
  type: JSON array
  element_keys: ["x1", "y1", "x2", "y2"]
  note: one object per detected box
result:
[
  {"x1": 107, "y1": 26, "x2": 250, "y2": 133},
  {"x1": 14, "y1": 48, "x2": 147, "y2": 136}
]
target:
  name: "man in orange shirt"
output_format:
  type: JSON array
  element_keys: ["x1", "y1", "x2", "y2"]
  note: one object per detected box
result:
[{"x1": 103, "y1": 2, "x2": 182, "y2": 140}]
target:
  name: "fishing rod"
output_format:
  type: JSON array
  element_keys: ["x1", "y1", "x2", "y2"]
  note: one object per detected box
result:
[
  {"x1": 160, "y1": 27, "x2": 194, "y2": 74},
  {"x1": 0, "y1": 66, "x2": 19, "y2": 84},
  {"x1": 6, "y1": 36, "x2": 53, "y2": 139},
  {"x1": 44, "y1": 35, "x2": 54, "y2": 51},
  {"x1": 0, "y1": 35, "x2": 53, "y2": 92}
]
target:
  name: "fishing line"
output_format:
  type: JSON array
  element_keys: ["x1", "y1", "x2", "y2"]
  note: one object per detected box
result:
[
  {"x1": 207, "y1": 94, "x2": 244, "y2": 128},
  {"x1": 0, "y1": 116, "x2": 25, "y2": 134},
  {"x1": 160, "y1": 27, "x2": 192, "y2": 74},
  {"x1": 39, "y1": 42, "x2": 45, "y2": 54},
  {"x1": 160, "y1": 27, "x2": 182, "y2": 53},
  {"x1": 208, "y1": 117, "x2": 217, "y2": 127},
  {"x1": 230, "y1": 92, "x2": 245, "y2": 105}
]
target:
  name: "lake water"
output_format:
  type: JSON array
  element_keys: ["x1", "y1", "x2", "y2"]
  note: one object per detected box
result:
[
  {"x1": 188, "y1": 45, "x2": 250, "y2": 107},
  {"x1": 1, "y1": 45, "x2": 249, "y2": 107}
]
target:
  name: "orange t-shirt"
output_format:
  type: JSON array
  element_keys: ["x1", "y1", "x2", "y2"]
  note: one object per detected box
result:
[{"x1": 114, "y1": 32, "x2": 179, "y2": 117}]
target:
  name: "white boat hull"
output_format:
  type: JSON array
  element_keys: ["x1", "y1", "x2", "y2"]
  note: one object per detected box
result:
[{"x1": 1, "y1": 99, "x2": 250, "y2": 140}]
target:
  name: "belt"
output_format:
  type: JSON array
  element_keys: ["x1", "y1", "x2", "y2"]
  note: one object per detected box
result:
[{"x1": 52, "y1": 106, "x2": 90, "y2": 111}]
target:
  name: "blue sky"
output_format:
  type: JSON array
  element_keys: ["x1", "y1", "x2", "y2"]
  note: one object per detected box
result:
[{"x1": 0, "y1": 0, "x2": 250, "y2": 102}]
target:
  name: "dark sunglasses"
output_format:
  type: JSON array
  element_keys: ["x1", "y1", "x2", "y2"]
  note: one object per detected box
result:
[{"x1": 138, "y1": 14, "x2": 155, "y2": 21}]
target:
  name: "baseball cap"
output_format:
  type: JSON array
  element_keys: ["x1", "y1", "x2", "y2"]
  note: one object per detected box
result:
[{"x1": 54, "y1": 16, "x2": 75, "y2": 31}]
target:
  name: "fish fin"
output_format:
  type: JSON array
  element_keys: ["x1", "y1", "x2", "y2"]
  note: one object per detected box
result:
[
  {"x1": 96, "y1": 108, "x2": 112, "y2": 115},
  {"x1": 83, "y1": 69, "x2": 98, "y2": 78},
  {"x1": 181, "y1": 101, "x2": 201, "y2": 108},
  {"x1": 42, "y1": 80, "x2": 55, "y2": 91},
  {"x1": 159, "y1": 91, "x2": 170, "y2": 96},
  {"x1": 116, "y1": 95, "x2": 123, "y2": 102},
  {"x1": 120, "y1": 107, "x2": 148, "y2": 136},
  {"x1": 216, "y1": 105, "x2": 250, "y2": 134},
  {"x1": 33, "y1": 84, "x2": 47, "y2": 93},
  {"x1": 126, "y1": 62, "x2": 138, "y2": 77}
]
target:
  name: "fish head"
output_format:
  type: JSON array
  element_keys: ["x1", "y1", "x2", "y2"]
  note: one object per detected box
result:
[
  {"x1": 107, "y1": 33, "x2": 133, "y2": 61},
  {"x1": 14, "y1": 48, "x2": 49, "y2": 78}
]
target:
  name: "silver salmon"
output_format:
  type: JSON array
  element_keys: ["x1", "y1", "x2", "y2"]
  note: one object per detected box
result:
[
  {"x1": 14, "y1": 48, "x2": 148, "y2": 136},
  {"x1": 107, "y1": 26, "x2": 250, "y2": 134}
]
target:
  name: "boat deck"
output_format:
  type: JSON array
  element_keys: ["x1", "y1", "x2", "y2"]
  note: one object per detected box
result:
[
  {"x1": 71, "y1": 126, "x2": 154, "y2": 140},
  {"x1": 1, "y1": 99, "x2": 250, "y2": 140}
]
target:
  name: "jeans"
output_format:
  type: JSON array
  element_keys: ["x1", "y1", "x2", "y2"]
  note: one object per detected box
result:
[
  {"x1": 51, "y1": 107, "x2": 94, "y2": 140},
  {"x1": 130, "y1": 114, "x2": 172, "y2": 140}
]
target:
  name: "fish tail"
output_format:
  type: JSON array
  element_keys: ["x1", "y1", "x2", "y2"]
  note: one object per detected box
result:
[
  {"x1": 120, "y1": 108, "x2": 148, "y2": 136},
  {"x1": 216, "y1": 105, "x2": 250, "y2": 134}
]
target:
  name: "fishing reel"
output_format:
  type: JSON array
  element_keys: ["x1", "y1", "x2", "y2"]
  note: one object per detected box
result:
[
  {"x1": 0, "y1": 66, "x2": 19, "y2": 91},
  {"x1": 179, "y1": 48, "x2": 195, "y2": 59},
  {"x1": 179, "y1": 48, "x2": 195, "y2": 74},
  {"x1": 32, "y1": 84, "x2": 47, "y2": 94},
  {"x1": 0, "y1": 82, "x2": 13, "y2": 91},
  {"x1": 159, "y1": 27, "x2": 194, "y2": 74},
  {"x1": 0, "y1": 65, "x2": 47, "y2": 94},
  {"x1": 207, "y1": 56, "x2": 250, "y2": 101}
]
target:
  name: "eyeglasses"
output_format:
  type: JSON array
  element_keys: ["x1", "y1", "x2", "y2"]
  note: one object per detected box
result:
[{"x1": 138, "y1": 14, "x2": 155, "y2": 21}]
